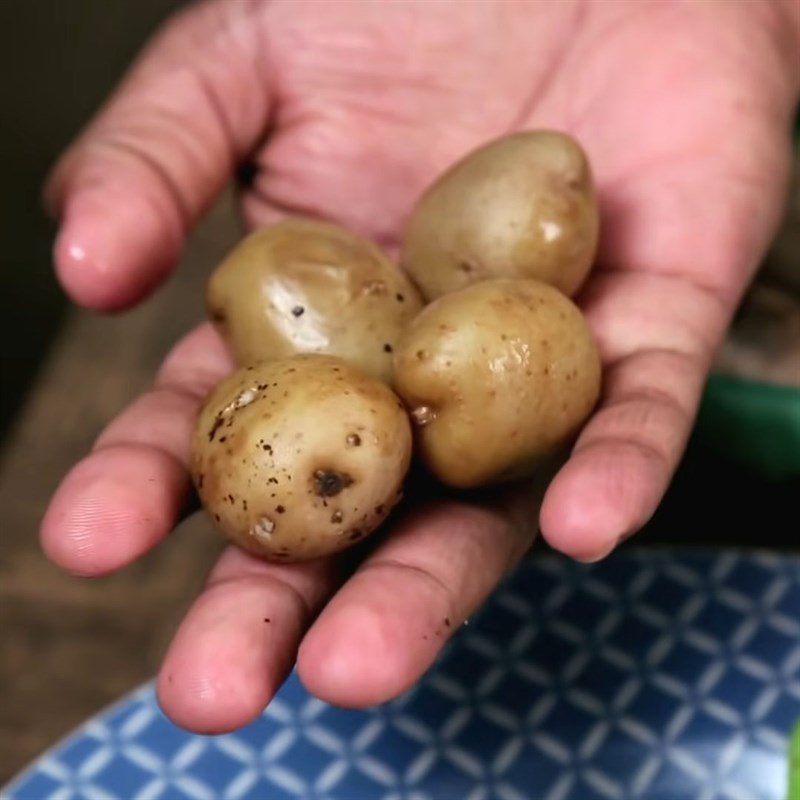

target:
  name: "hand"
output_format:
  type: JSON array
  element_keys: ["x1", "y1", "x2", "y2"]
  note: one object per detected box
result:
[{"x1": 41, "y1": 0, "x2": 799, "y2": 732}]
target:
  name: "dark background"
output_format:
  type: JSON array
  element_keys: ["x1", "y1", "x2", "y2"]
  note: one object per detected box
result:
[
  {"x1": 1, "y1": 0, "x2": 798, "y2": 785},
  {"x1": 1, "y1": 0, "x2": 184, "y2": 437}
]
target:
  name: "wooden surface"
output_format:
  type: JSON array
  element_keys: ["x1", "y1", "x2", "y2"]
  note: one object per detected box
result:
[{"x1": 0, "y1": 197, "x2": 238, "y2": 781}]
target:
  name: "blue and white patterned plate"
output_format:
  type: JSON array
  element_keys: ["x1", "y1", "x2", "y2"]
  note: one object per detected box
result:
[{"x1": 4, "y1": 549, "x2": 799, "y2": 800}]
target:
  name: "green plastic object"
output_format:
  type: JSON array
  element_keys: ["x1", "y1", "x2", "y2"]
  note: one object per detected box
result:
[
  {"x1": 789, "y1": 718, "x2": 800, "y2": 799},
  {"x1": 696, "y1": 374, "x2": 800, "y2": 479}
]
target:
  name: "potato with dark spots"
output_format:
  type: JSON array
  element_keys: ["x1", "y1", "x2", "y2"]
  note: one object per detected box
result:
[
  {"x1": 401, "y1": 131, "x2": 598, "y2": 300},
  {"x1": 191, "y1": 355, "x2": 412, "y2": 561},
  {"x1": 206, "y1": 218, "x2": 423, "y2": 383},
  {"x1": 393, "y1": 279, "x2": 601, "y2": 488}
]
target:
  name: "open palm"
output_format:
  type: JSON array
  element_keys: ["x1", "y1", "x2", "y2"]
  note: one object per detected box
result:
[{"x1": 42, "y1": 0, "x2": 799, "y2": 732}]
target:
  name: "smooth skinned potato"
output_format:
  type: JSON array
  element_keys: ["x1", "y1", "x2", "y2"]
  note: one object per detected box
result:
[
  {"x1": 393, "y1": 279, "x2": 600, "y2": 488},
  {"x1": 207, "y1": 219, "x2": 423, "y2": 383},
  {"x1": 402, "y1": 131, "x2": 598, "y2": 300},
  {"x1": 190, "y1": 355, "x2": 412, "y2": 561}
]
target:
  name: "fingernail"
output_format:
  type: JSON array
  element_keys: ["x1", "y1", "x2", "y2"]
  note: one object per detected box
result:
[{"x1": 575, "y1": 540, "x2": 617, "y2": 564}]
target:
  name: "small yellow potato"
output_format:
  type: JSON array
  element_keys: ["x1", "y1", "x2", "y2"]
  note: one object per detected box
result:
[
  {"x1": 207, "y1": 219, "x2": 423, "y2": 383},
  {"x1": 402, "y1": 131, "x2": 598, "y2": 300},
  {"x1": 393, "y1": 279, "x2": 600, "y2": 488},
  {"x1": 190, "y1": 355, "x2": 412, "y2": 561}
]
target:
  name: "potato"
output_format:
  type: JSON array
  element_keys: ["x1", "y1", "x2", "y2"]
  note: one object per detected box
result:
[
  {"x1": 190, "y1": 355, "x2": 412, "y2": 561},
  {"x1": 393, "y1": 279, "x2": 600, "y2": 488},
  {"x1": 402, "y1": 131, "x2": 598, "y2": 300},
  {"x1": 207, "y1": 219, "x2": 423, "y2": 383}
]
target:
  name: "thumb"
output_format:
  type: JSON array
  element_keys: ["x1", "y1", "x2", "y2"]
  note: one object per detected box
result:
[{"x1": 47, "y1": 1, "x2": 272, "y2": 310}]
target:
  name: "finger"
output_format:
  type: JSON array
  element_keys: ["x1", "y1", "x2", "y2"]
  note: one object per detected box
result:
[
  {"x1": 297, "y1": 490, "x2": 540, "y2": 708},
  {"x1": 46, "y1": 2, "x2": 271, "y2": 310},
  {"x1": 40, "y1": 324, "x2": 233, "y2": 575},
  {"x1": 157, "y1": 546, "x2": 339, "y2": 733},
  {"x1": 539, "y1": 269, "x2": 729, "y2": 561}
]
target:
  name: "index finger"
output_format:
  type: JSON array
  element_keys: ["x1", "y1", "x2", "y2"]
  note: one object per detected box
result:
[{"x1": 47, "y1": 2, "x2": 271, "y2": 310}]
